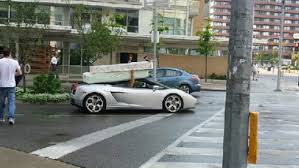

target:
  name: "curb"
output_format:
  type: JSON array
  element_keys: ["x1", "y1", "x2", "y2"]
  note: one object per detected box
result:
[{"x1": 201, "y1": 88, "x2": 226, "y2": 92}]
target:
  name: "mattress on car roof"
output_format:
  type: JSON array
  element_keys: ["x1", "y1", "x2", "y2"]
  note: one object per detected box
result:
[
  {"x1": 90, "y1": 61, "x2": 153, "y2": 73},
  {"x1": 83, "y1": 70, "x2": 150, "y2": 84}
]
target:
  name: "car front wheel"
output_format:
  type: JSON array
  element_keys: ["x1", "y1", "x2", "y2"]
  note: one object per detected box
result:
[
  {"x1": 179, "y1": 84, "x2": 191, "y2": 94},
  {"x1": 83, "y1": 93, "x2": 106, "y2": 113},
  {"x1": 163, "y1": 94, "x2": 183, "y2": 113}
]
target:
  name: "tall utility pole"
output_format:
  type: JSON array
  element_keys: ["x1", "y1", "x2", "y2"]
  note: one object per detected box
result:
[
  {"x1": 152, "y1": 3, "x2": 158, "y2": 82},
  {"x1": 276, "y1": 0, "x2": 285, "y2": 91},
  {"x1": 222, "y1": 0, "x2": 254, "y2": 168}
]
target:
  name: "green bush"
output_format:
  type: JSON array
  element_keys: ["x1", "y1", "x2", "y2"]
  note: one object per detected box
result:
[
  {"x1": 209, "y1": 73, "x2": 227, "y2": 80},
  {"x1": 33, "y1": 74, "x2": 62, "y2": 94},
  {"x1": 18, "y1": 93, "x2": 70, "y2": 103}
]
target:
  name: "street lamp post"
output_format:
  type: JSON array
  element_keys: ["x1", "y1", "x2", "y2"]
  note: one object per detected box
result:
[{"x1": 276, "y1": 0, "x2": 285, "y2": 91}]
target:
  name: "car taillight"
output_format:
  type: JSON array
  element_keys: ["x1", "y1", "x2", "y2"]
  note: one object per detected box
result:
[
  {"x1": 71, "y1": 83, "x2": 79, "y2": 94},
  {"x1": 191, "y1": 74, "x2": 200, "y2": 82}
]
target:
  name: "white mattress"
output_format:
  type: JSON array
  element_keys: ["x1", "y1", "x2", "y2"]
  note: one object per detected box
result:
[
  {"x1": 90, "y1": 61, "x2": 153, "y2": 73},
  {"x1": 83, "y1": 70, "x2": 150, "y2": 84}
]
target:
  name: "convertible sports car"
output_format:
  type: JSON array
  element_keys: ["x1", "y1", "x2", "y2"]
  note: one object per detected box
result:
[{"x1": 71, "y1": 79, "x2": 197, "y2": 113}]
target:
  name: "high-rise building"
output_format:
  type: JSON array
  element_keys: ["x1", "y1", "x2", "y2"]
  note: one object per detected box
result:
[
  {"x1": 0, "y1": 0, "x2": 205, "y2": 74},
  {"x1": 209, "y1": 0, "x2": 299, "y2": 58}
]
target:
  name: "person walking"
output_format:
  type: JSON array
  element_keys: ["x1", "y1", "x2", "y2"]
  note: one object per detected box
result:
[
  {"x1": 0, "y1": 48, "x2": 22, "y2": 125},
  {"x1": 252, "y1": 63, "x2": 258, "y2": 81},
  {"x1": 49, "y1": 53, "x2": 59, "y2": 78}
]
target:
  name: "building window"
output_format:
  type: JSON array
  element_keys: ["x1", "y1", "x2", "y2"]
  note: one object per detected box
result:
[
  {"x1": 284, "y1": 26, "x2": 290, "y2": 30},
  {"x1": 0, "y1": 2, "x2": 8, "y2": 24},
  {"x1": 161, "y1": 17, "x2": 185, "y2": 35},
  {"x1": 116, "y1": 9, "x2": 139, "y2": 33},
  {"x1": 53, "y1": 7, "x2": 65, "y2": 25},
  {"x1": 36, "y1": 5, "x2": 50, "y2": 24}
]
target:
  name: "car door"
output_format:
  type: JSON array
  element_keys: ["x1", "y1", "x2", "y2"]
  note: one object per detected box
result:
[
  {"x1": 121, "y1": 87, "x2": 164, "y2": 109},
  {"x1": 162, "y1": 69, "x2": 183, "y2": 88},
  {"x1": 156, "y1": 69, "x2": 166, "y2": 83}
]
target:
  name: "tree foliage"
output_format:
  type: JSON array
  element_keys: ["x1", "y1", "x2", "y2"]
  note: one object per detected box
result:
[
  {"x1": 0, "y1": 0, "x2": 49, "y2": 64},
  {"x1": 255, "y1": 50, "x2": 279, "y2": 64},
  {"x1": 197, "y1": 19, "x2": 215, "y2": 56},
  {"x1": 72, "y1": 4, "x2": 124, "y2": 65}
]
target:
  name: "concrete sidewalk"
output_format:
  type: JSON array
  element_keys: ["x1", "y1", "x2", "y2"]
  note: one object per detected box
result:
[
  {"x1": 201, "y1": 79, "x2": 226, "y2": 91},
  {"x1": 0, "y1": 147, "x2": 79, "y2": 168}
]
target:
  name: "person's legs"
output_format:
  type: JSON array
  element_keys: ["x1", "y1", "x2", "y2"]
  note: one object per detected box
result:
[
  {"x1": 7, "y1": 87, "x2": 16, "y2": 122},
  {"x1": 0, "y1": 88, "x2": 7, "y2": 120}
]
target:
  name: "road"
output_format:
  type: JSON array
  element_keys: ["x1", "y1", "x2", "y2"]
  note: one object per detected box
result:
[
  {"x1": 1, "y1": 71, "x2": 299, "y2": 168},
  {"x1": 0, "y1": 91, "x2": 225, "y2": 168}
]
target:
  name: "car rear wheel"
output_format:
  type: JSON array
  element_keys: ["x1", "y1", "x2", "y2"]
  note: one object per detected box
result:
[
  {"x1": 83, "y1": 93, "x2": 106, "y2": 113},
  {"x1": 179, "y1": 84, "x2": 191, "y2": 94},
  {"x1": 163, "y1": 94, "x2": 183, "y2": 113}
]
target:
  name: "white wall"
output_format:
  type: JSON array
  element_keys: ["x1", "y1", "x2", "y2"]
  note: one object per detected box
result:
[{"x1": 138, "y1": 10, "x2": 153, "y2": 36}]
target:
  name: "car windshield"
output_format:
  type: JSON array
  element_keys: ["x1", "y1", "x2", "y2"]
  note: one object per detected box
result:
[{"x1": 143, "y1": 79, "x2": 170, "y2": 89}]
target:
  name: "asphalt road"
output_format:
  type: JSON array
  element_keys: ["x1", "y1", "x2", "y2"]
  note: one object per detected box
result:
[
  {"x1": 2, "y1": 71, "x2": 298, "y2": 168},
  {"x1": 0, "y1": 91, "x2": 226, "y2": 168}
]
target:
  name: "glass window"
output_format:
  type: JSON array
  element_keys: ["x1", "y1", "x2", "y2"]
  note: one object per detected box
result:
[
  {"x1": 36, "y1": 5, "x2": 50, "y2": 24},
  {"x1": 116, "y1": 9, "x2": 139, "y2": 33},
  {"x1": 54, "y1": 7, "x2": 64, "y2": 25},
  {"x1": 157, "y1": 70, "x2": 165, "y2": 78},
  {"x1": 0, "y1": 2, "x2": 8, "y2": 24},
  {"x1": 128, "y1": 10, "x2": 138, "y2": 33},
  {"x1": 167, "y1": 48, "x2": 179, "y2": 55},
  {"x1": 165, "y1": 70, "x2": 181, "y2": 77}
]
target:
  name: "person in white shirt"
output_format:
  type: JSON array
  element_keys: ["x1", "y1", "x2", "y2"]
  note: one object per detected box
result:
[
  {"x1": 252, "y1": 63, "x2": 258, "y2": 81},
  {"x1": 49, "y1": 54, "x2": 59, "y2": 78},
  {"x1": 0, "y1": 48, "x2": 22, "y2": 125}
]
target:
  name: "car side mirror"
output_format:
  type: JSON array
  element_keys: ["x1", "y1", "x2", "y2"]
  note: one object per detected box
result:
[{"x1": 153, "y1": 85, "x2": 160, "y2": 91}]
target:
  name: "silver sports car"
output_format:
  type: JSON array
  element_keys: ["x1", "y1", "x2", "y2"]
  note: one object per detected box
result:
[{"x1": 71, "y1": 79, "x2": 197, "y2": 113}]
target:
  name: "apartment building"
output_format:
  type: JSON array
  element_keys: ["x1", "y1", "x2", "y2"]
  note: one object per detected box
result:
[
  {"x1": 0, "y1": 0, "x2": 204, "y2": 74},
  {"x1": 209, "y1": 0, "x2": 299, "y2": 58}
]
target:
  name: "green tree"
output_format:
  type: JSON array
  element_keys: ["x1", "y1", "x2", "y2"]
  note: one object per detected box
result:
[
  {"x1": 292, "y1": 52, "x2": 299, "y2": 67},
  {"x1": 0, "y1": 0, "x2": 49, "y2": 92},
  {"x1": 146, "y1": 14, "x2": 169, "y2": 67},
  {"x1": 256, "y1": 50, "x2": 278, "y2": 64},
  {"x1": 197, "y1": 19, "x2": 215, "y2": 82},
  {"x1": 72, "y1": 4, "x2": 124, "y2": 68}
]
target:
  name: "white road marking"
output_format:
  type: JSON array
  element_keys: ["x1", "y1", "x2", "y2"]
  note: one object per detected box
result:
[
  {"x1": 165, "y1": 147, "x2": 222, "y2": 156},
  {"x1": 149, "y1": 162, "x2": 299, "y2": 168},
  {"x1": 31, "y1": 113, "x2": 173, "y2": 159},
  {"x1": 195, "y1": 128, "x2": 223, "y2": 133},
  {"x1": 139, "y1": 108, "x2": 224, "y2": 168},
  {"x1": 182, "y1": 136, "x2": 223, "y2": 144}
]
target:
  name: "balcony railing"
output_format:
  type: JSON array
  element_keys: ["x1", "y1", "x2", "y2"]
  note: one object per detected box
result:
[{"x1": 255, "y1": 1, "x2": 282, "y2": 6}]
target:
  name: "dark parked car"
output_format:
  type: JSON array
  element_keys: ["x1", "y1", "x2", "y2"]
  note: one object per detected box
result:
[{"x1": 149, "y1": 67, "x2": 201, "y2": 94}]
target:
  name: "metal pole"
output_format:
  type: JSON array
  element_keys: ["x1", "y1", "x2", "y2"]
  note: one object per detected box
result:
[
  {"x1": 153, "y1": 3, "x2": 158, "y2": 81},
  {"x1": 222, "y1": 0, "x2": 254, "y2": 167},
  {"x1": 276, "y1": 0, "x2": 285, "y2": 91}
]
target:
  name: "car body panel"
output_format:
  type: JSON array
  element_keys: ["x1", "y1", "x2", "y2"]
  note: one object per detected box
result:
[
  {"x1": 150, "y1": 68, "x2": 201, "y2": 93},
  {"x1": 71, "y1": 80, "x2": 197, "y2": 111}
]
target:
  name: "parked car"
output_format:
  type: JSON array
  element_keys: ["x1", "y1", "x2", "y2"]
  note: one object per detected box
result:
[
  {"x1": 71, "y1": 78, "x2": 197, "y2": 113},
  {"x1": 149, "y1": 68, "x2": 201, "y2": 94}
]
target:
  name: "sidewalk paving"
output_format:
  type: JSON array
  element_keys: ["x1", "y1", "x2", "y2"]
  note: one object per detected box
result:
[
  {"x1": 201, "y1": 80, "x2": 226, "y2": 91},
  {"x1": 0, "y1": 147, "x2": 79, "y2": 168}
]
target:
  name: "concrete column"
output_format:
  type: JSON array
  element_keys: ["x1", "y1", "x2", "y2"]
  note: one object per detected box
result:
[{"x1": 62, "y1": 42, "x2": 70, "y2": 75}]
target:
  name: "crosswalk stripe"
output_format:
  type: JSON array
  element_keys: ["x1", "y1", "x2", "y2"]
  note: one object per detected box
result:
[
  {"x1": 182, "y1": 136, "x2": 223, "y2": 143},
  {"x1": 165, "y1": 147, "x2": 222, "y2": 156},
  {"x1": 31, "y1": 113, "x2": 173, "y2": 159},
  {"x1": 195, "y1": 128, "x2": 224, "y2": 133},
  {"x1": 149, "y1": 162, "x2": 299, "y2": 168},
  {"x1": 139, "y1": 108, "x2": 225, "y2": 168}
]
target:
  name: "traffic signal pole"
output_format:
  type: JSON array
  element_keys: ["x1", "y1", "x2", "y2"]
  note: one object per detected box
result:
[{"x1": 222, "y1": 0, "x2": 254, "y2": 168}]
